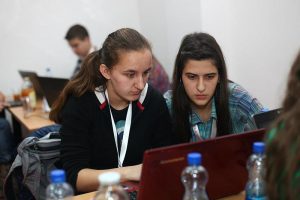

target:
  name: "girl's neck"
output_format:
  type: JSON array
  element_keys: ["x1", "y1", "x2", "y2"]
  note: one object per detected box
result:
[
  {"x1": 106, "y1": 84, "x2": 129, "y2": 110},
  {"x1": 194, "y1": 101, "x2": 213, "y2": 122}
]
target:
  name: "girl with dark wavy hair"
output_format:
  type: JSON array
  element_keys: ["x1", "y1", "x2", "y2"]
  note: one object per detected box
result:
[
  {"x1": 265, "y1": 52, "x2": 300, "y2": 199},
  {"x1": 50, "y1": 28, "x2": 173, "y2": 193},
  {"x1": 164, "y1": 32, "x2": 263, "y2": 142}
]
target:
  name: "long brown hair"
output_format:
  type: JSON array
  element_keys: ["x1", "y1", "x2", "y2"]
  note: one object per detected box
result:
[
  {"x1": 265, "y1": 52, "x2": 300, "y2": 199},
  {"x1": 50, "y1": 28, "x2": 151, "y2": 123},
  {"x1": 172, "y1": 32, "x2": 231, "y2": 142}
]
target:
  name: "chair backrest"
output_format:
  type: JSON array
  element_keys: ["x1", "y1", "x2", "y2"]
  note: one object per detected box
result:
[{"x1": 4, "y1": 132, "x2": 61, "y2": 200}]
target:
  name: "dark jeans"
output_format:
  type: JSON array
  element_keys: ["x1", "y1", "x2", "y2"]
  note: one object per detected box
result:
[
  {"x1": 0, "y1": 118, "x2": 15, "y2": 163},
  {"x1": 29, "y1": 124, "x2": 61, "y2": 138}
]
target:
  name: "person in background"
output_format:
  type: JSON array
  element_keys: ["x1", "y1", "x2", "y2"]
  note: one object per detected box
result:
[
  {"x1": 65, "y1": 24, "x2": 97, "y2": 78},
  {"x1": 164, "y1": 32, "x2": 264, "y2": 143},
  {"x1": 265, "y1": 52, "x2": 300, "y2": 199},
  {"x1": 148, "y1": 56, "x2": 170, "y2": 94},
  {"x1": 49, "y1": 28, "x2": 173, "y2": 193},
  {"x1": 0, "y1": 91, "x2": 15, "y2": 164}
]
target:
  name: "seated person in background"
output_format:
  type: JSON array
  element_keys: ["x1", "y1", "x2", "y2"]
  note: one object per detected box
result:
[
  {"x1": 0, "y1": 91, "x2": 15, "y2": 164},
  {"x1": 148, "y1": 56, "x2": 170, "y2": 94},
  {"x1": 164, "y1": 32, "x2": 264, "y2": 143},
  {"x1": 265, "y1": 52, "x2": 300, "y2": 199},
  {"x1": 49, "y1": 28, "x2": 173, "y2": 193},
  {"x1": 65, "y1": 24, "x2": 97, "y2": 78}
]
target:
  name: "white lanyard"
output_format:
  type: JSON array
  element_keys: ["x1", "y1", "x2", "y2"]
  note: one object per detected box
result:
[
  {"x1": 192, "y1": 119, "x2": 217, "y2": 141},
  {"x1": 105, "y1": 90, "x2": 131, "y2": 167},
  {"x1": 94, "y1": 84, "x2": 148, "y2": 167}
]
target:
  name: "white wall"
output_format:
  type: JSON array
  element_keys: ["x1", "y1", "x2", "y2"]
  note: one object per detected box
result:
[
  {"x1": 1, "y1": 0, "x2": 300, "y2": 109},
  {"x1": 199, "y1": 0, "x2": 300, "y2": 109},
  {"x1": 0, "y1": 0, "x2": 141, "y2": 96},
  {"x1": 139, "y1": 0, "x2": 300, "y2": 109},
  {"x1": 138, "y1": 0, "x2": 201, "y2": 77}
]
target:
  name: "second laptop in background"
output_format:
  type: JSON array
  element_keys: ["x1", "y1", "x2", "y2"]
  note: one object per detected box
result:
[
  {"x1": 36, "y1": 76, "x2": 68, "y2": 108},
  {"x1": 18, "y1": 70, "x2": 68, "y2": 110},
  {"x1": 18, "y1": 70, "x2": 44, "y2": 99}
]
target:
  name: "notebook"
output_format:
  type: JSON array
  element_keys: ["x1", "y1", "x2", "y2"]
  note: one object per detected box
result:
[
  {"x1": 36, "y1": 76, "x2": 68, "y2": 107},
  {"x1": 134, "y1": 128, "x2": 265, "y2": 200},
  {"x1": 253, "y1": 108, "x2": 281, "y2": 129},
  {"x1": 18, "y1": 70, "x2": 44, "y2": 98}
]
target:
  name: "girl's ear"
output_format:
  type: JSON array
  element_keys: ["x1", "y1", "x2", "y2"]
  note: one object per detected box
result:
[{"x1": 99, "y1": 64, "x2": 111, "y2": 80}]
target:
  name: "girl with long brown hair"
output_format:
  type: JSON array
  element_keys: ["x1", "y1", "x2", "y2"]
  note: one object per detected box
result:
[
  {"x1": 165, "y1": 32, "x2": 264, "y2": 142},
  {"x1": 265, "y1": 52, "x2": 300, "y2": 199},
  {"x1": 50, "y1": 28, "x2": 173, "y2": 193}
]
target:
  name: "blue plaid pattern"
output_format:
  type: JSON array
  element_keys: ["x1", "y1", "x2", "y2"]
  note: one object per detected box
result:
[{"x1": 164, "y1": 82, "x2": 264, "y2": 141}]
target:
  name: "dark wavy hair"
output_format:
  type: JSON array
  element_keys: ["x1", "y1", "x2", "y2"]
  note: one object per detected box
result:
[
  {"x1": 171, "y1": 32, "x2": 231, "y2": 142},
  {"x1": 265, "y1": 51, "x2": 300, "y2": 199},
  {"x1": 50, "y1": 28, "x2": 151, "y2": 122},
  {"x1": 65, "y1": 24, "x2": 89, "y2": 40}
]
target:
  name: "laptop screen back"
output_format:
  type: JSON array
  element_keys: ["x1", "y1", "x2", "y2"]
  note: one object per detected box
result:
[
  {"x1": 254, "y1": 108, "x2": 281, "y2": 129},
  {"x1": 18, "y1": 70, "x2": 44, "y2": 98},
  {"x1": 36, "y1": 76, "x2": 68, "y2": 107},
  {"x1": 138, "y1": 129, "x2": 265, "y2": 200}
]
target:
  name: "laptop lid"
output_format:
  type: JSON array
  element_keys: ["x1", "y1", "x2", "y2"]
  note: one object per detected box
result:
[
  {"x1": 18, "y1": 70, "x2": 44, "y2": 98},
  {"x1": 36, "y1": 76, "x2": 68, "y2": 107},
  {"x1": 254, "y1": 108, "x2": 281, "y2": 129},
  {"x1": 137, "y1": 129, "x2": 265, "y2": 200}
]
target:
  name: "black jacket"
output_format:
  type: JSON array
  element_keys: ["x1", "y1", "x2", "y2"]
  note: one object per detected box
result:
[{"x1": 60, "y1": 86, "x2": 173, "y2": 189}]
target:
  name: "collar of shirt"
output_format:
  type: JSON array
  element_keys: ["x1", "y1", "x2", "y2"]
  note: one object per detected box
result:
[
  {"x1": 89, "y1": 46, "x2": 97, "y2": 54},
  {"x1": 189, "y1": 98, "x2": 217, "y2": 141},
  {"x1": 190, "y1": 98, "x2": 217, "y2": 126},
  {"x1": 79, "y1": 46, "x2": 97, "y2": 61}
]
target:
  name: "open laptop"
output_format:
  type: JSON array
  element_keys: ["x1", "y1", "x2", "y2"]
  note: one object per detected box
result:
[
  {"x1": 18, "y1": 70, "x2": 44, "y2": 98},
  {"x1": 36, "y1": 76, "x2": 68, "y2": 108},
  {"x1": 253, "y1": 108, "x2": 281, "y2": 129},
  {"x1": 133, "y1": 128, "x2": 265, "y2": 200}
]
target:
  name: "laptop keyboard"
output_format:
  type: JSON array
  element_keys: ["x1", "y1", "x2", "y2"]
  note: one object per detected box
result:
[{"x1": 128, "y1": 191, "x2": 138, "y2": 200}]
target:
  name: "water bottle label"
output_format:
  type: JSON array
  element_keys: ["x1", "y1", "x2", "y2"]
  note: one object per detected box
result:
[{"x1": 246, "y1": 195, "x2": 267, "y2": 200}]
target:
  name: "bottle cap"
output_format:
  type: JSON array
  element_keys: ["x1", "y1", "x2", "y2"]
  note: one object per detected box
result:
[
  {"x1": 187, "y1": 152, "x2": 202, "y2": 166},
  {"x1": 253, "y1": 142, "x2": 265, "y2": 154},
  {"x1": 98, "y1": 172, "x2": 121, "y2": 186},
  {"x1": 50, "y1": 169, "x2": 66, "y2": 183}
]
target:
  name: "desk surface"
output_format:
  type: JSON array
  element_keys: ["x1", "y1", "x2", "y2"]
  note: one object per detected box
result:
[
  {"x1": 8, "y1": 106, "x2": 54, "y2": 132},
  {"x1": 73, "y1": 191, "x2": 245, "y2": 200}
]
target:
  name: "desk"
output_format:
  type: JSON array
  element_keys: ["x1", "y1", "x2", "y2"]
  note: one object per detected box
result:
[
  {"x1": 8, "y1": 105, "x2": 54, "y2": 139},
  {"x1": 73, "y1": 191, "x2": 245, "y2": 200}
]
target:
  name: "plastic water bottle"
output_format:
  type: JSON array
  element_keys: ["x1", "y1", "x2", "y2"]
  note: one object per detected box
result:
[
  {"x1": 181, "y1": 152, "x2": 209, "y2": 200},
  {"x1": 245, "y1": 142, "x2": 266, "y2": 200},
  {"x1": 46, "y1": 169, "x2": 74, "y2": 200},
  {"x1": 94, "y1": 172, "x2": 129, "y2": 200}
]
